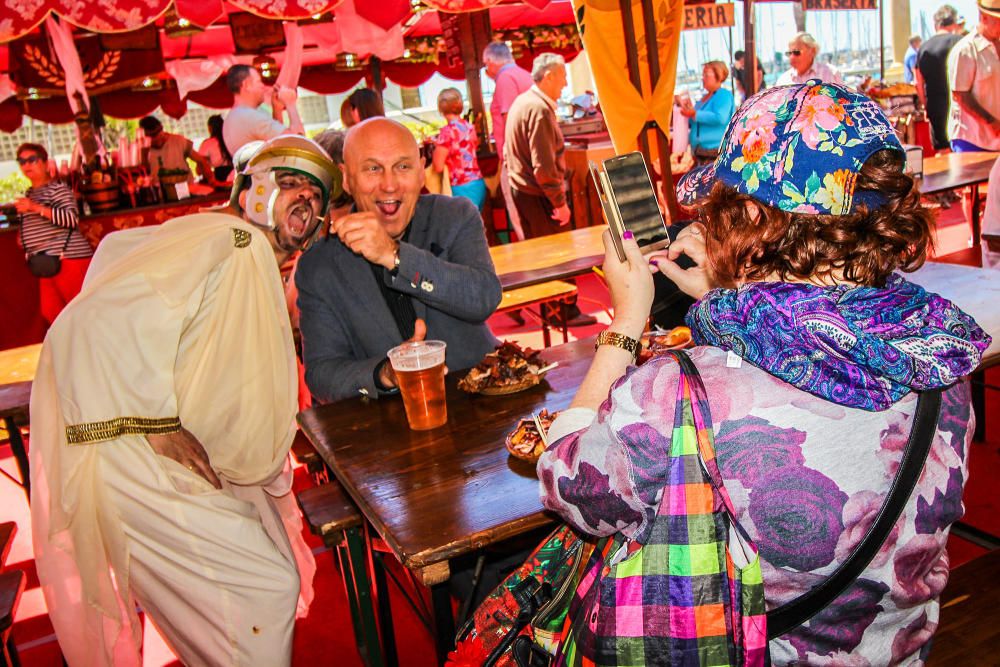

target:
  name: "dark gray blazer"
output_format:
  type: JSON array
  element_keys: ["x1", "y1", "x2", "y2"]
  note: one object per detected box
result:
[{"x1": 297, "y1": 194, "x2": 502, "y2": 404}]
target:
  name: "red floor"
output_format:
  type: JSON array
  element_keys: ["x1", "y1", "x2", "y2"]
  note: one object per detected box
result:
[{"x1": 2, "y1": 199, "x2": 997, "y2": 665}]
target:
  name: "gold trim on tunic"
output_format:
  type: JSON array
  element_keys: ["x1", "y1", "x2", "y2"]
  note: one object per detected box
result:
[
  {"x1": 232, "y1": 228, "x2": 252, "y2": 248},
  {"x1": 66, "y1": 416, "x2": 183, "y2": 445}
]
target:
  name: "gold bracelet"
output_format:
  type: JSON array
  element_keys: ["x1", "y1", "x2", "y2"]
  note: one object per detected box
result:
[{"x1": 595, "y1": 330, "x2": 640, "y2": 360}]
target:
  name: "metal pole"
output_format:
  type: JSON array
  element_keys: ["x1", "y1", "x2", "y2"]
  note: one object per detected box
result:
[
  {"x1": 745, "y1": 0, "x2": 757, "y2": 93},
  {"x1": 879, "y1": 0, "x2": 885, "y2": 81}
]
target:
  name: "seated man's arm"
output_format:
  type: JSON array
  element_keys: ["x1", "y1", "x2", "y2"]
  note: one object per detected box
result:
[
  {"x1": 390, "y1": 198, "x2": 502, "y2": 322},
  {"x1": 296, "y1": 259, "x2": 386, "y2": 403}
]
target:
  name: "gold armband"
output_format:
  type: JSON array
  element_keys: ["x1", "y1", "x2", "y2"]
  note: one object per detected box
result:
[
  {"x1": 66, "y1": 416, "x2": 182, "y2": 445},
  {"x1": 595, "y1": 330, "x2": 640, "y2": 360}
]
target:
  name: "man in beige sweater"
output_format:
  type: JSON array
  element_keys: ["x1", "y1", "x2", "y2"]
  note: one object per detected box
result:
[{"x1": 504, "y1": 53, "x2": 596, "y2": 326}]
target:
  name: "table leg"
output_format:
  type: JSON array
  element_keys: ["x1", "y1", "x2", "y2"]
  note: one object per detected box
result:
[
  {"x1": 971, "y1": 369, "x2": 986, "y2": 443},
  {"x1": 368, "y1": 537, "x2": 399, "y2": 667},
  {"x1": 431, "y1": 582, "x2": 456, "y2": 664},
  {"x1": 3, "y1": 416, "x2": 29, "y2": 501},
  {"x1": 971, "y1": 184, "x2": 982, "y2": 242},
  {"x1": 344, "y1": 525, "x2": 386, "y2": 667}
]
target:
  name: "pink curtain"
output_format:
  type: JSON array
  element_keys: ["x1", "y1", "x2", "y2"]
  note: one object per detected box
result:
[
  {"x1": 166, "y1": 57, "x2": 234, "y2": 100},
  {"x1": 275, "y1": 22, "x2": 304, "y2": 91},
  {"x1": 335, "y1": 0, "x2": 405, "y2": 62}
]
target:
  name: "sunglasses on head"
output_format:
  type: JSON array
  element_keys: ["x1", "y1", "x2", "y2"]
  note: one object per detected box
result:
[
  {"x1": 785, "y1": 49, "x2": 802, "y2": 56},
  {"x1": 17, "y1": 155, "x2": 41, "y2": 165}
]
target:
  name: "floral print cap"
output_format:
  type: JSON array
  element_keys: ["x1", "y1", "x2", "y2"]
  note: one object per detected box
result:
[{"x1": 676, "y1": 81, "x2": 903, "y2": 216}]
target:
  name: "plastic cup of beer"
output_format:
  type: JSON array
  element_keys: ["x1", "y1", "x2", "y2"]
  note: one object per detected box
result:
[{"x1": 387, "y1": 340, "x2": 448, "y2": 431}]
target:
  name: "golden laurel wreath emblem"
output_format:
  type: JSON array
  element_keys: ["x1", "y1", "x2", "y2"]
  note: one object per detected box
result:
[{"x1": 24, "y1": 44, "x2": 121, "y2": 88}]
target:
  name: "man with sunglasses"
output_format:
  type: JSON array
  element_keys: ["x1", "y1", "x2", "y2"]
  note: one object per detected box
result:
[
  {"x1": 14, "y1": 142, "x2": 93, "y2": 325},
  {"x1": 776, "y1": 32, "x2": 844, "y2": 87}
]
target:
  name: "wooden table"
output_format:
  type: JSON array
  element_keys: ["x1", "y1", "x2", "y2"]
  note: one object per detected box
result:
[
  {"x1": 298, "y1": 337, "x2": 594, "y2": 659},
  {"x1": 490, "y1": 225, "x2": 606, "y2": 290},
  {"x1": 0, "y1": 344, "x2": 39, "y2": 499},
  {"x1": 919, "y1": 151, "x2": 999, "y2": 240},
  {"x1": 911, "y1": 262, "x2": 1000, "y2": 365}
]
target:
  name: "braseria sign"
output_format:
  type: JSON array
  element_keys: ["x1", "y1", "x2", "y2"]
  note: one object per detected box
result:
[{"x1": 803, "y1": 0, "x2": 878, "y2": 10}]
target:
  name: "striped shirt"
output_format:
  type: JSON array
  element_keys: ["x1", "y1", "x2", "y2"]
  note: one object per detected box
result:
[{"x1": 19, "y1": 180, "x2": 93, "y2": 259}]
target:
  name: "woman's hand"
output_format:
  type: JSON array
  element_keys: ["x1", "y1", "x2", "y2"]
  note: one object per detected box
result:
[
  {"x1": 603, "y1": 229, "x2": 653, "y2": 338},
  {"x1": 147, "y1": 427, "x2": 222, "y2": 489},
  {"x1": 14, "y1": 198, "x2": 43, "y2": 215},
  {"x1": 647, "y1": 223, "x2": 715, "y2": 300}
]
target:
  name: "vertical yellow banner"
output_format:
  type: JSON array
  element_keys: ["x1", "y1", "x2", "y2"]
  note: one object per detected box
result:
[{"x1": 573, "y1": 0, "x2": 686, "y2": 154}]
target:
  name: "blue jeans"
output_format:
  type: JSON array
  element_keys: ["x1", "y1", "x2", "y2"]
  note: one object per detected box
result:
[
  {"x1": 950, "y1": 139, "x2": 988, "y2": 153},
  {"x1": 451, "y1": 178, "x2": 487, "y2": 209}
]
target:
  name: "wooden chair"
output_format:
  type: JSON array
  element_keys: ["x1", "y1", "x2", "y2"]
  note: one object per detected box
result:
[
  {"x1": 928, "y1": 548, "x2": 1000, "y2": 664},
  {"x1": 497, "y1": 281, "x2": 578, "y2": 347},
  {"x1": 297, "y1": 483, "x2": 391, "y2": 667}
]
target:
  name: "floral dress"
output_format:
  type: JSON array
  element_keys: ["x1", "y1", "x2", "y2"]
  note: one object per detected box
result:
[
  {"x1": 538, "y1": 277, "x2": 990, "y2": 665},
  {"x1": 434, "y1": 119, "x2": 483, "y2": 187}
]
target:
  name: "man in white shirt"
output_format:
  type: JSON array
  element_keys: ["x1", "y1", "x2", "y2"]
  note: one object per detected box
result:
[
  {"x1": 776, "y1": 33, "x2": 844, "y2": 87},
  {"x1": 222, "y1": 65, "x2": 305, "y2": 156},
  {"x1": 948, "y1": 2, "x2": 1000, "y2": 152},
  {"x1": 947, "y1": 1, "x2": 1000, "y2": 242}
]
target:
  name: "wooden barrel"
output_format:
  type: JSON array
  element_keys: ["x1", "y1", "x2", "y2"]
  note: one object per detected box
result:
[
  {"x1": 158, "y1": 172, "x2": 189, "y2": 203},
  {"x1": 82, "y1": 181, "x2": 120, "y2": 212}
]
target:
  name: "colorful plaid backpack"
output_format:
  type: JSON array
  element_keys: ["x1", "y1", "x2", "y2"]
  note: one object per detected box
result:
[{"x1": 553, "y1": 350, "x2": 768, "y2": 666}]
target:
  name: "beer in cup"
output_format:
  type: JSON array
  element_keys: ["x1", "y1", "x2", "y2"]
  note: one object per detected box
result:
[{"x1": 387, "y1": 340, "x2": 448, "y2": 430}]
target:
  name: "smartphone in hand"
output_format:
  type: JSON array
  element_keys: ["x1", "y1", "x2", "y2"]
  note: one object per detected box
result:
[{"x1": 590, "y1": 152, "x2": 670, "y2": 262}]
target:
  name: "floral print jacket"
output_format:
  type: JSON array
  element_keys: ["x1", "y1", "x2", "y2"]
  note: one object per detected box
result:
[{"x1": 538, "y1": 346, "x2": 972, "y2": 666}]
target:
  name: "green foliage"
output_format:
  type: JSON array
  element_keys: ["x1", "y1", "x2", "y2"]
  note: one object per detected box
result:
[
  {"x1": 0, "y1": 172, "x2": 30, "y2": 204},
  {"x1": 401, "y1": 118, "x2": 443, "y2": 143}
]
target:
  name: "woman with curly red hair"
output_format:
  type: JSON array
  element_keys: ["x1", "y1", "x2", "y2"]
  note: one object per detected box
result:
[{"x1": 536, "y1": 82, "x2": 990, "y2": 665}]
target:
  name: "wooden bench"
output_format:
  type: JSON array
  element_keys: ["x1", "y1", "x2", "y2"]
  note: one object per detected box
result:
[
  {"x1": 0, "y1": 525, "x2": 13, "y2": 570},
  {"x1": 0, "y1": 570, "x2": 25, "y2": 667},
  {"x1": 928, "y1": 548, "x2": 1000, "y2": 664},
  {"x1": 0, "y1": 383, "x2": 31, "y2": 500},
  {"x1": 290, "y1": 430, "x2": 328, "y2": 485},
  {"x1": 497, "y1": 280, "x2": 578, "y2": 347},
  {"x1": 0, "y1": 522, "x2": 22, "y2": 667},
  {"x1": 297, "y1": 483, "x2": 390, "y2": 667}
]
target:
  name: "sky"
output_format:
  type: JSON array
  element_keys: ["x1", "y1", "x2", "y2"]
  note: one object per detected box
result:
[{"x1": 676, "y1": 0, "x2": 982, "y2": 80}]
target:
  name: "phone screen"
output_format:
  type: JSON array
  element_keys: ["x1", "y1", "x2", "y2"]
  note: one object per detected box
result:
[{"x1": 604, "y1": 153, "x2": 668, "y2": 248}]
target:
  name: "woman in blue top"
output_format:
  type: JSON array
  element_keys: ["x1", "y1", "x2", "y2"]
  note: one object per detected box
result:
[{"x1": 680, "y1": 60, "x2": 736, "y2": 165}]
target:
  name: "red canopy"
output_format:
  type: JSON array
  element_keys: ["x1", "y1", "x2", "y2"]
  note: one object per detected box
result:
[{"x1": 0, "y1": 0, "x2": 579, "y2": 130}]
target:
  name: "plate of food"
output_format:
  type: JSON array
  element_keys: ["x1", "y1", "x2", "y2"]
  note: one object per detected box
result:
[
  {"x1": 458, "y1": 342, "x2": 554, "y2": 395},
  {"x1": 638, "y1": 326, "x2": 693, "y2": 364},
  {"x1": 506, "y1": 409, "x2": 559, "y2": 462}
]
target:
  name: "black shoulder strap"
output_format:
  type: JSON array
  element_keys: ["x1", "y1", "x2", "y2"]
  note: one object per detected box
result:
[{"x1": 766, "y1": 387, "x2": 944, "y2": 638}]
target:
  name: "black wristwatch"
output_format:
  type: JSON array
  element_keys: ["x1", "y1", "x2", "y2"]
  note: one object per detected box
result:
[{"x1": 373, "y1": 358, "x2": 400, "y2": 394}]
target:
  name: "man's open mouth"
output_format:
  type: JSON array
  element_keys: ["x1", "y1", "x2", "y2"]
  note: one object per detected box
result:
[
  {"x1": 376, "y1": 199, "x2": 402, "y2": 216},
  {"x1": 287, "y1": 206, "x2": 314, "y2": 234}
]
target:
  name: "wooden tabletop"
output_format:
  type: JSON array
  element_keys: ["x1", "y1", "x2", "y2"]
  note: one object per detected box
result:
[
  {"x1": 298, "y1": 337, "x2": 595, "y2": 585},
  {"x1": 490, "y1": 225, "x2": 606, "y2": 290},
  {"x1": 0, "y1": 343, "x2": 40, "y2": 388},
  {"x1": 919, "y1": 152, "x2": 998, "y2": 195}
]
